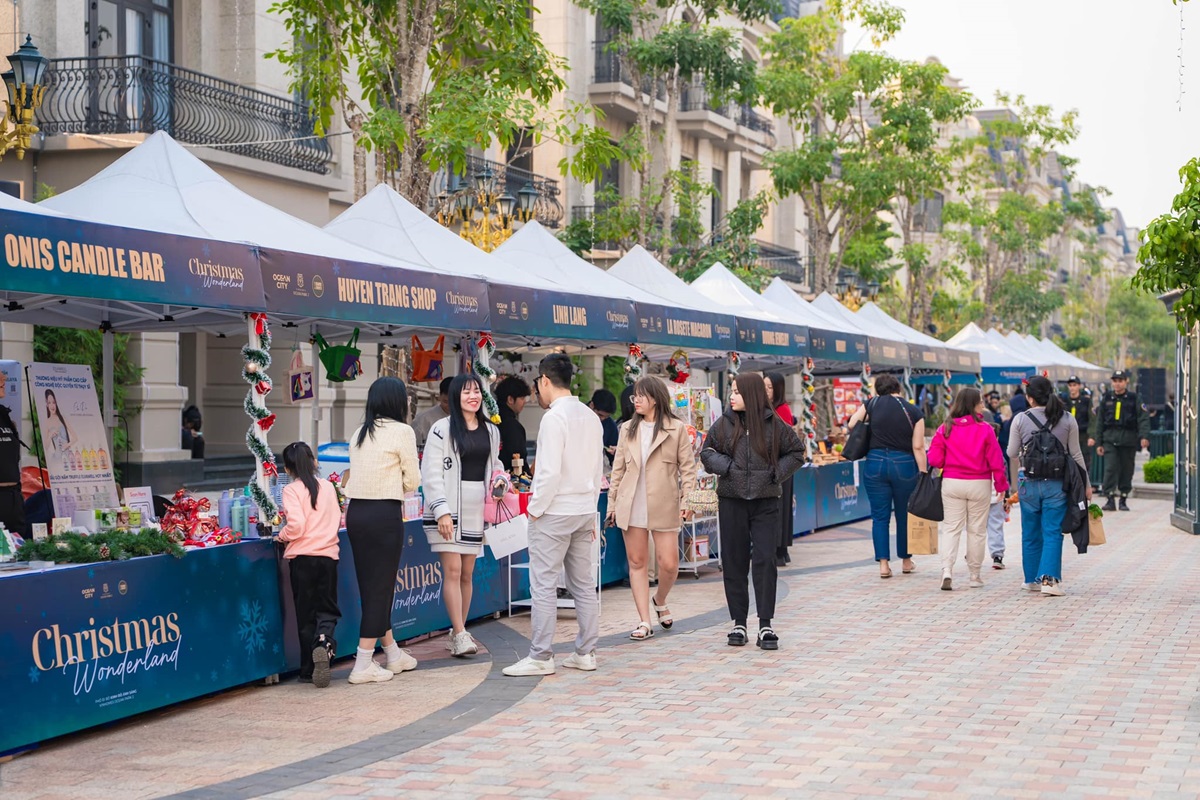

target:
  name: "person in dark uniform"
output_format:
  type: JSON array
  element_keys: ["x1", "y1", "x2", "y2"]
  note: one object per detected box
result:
[
  {"x1": 494, "y1": 375, "x2": 532, "y2": 476},
  {"x1": 0, "y1": 371, "x2": 26, "y2": 536},
  {"x1": 1061, "y1": 376, "x2": 1094, "y2": 481},
  {"x1": 1089, "y1": 370, "x2": 1151, "y2": 511},
  {"x1": 589, "y1": 389, "x2": 620, "y2": 466}
]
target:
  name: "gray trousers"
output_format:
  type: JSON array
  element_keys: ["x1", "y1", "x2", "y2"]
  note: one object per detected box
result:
[
  {"x1": 528, "y1": 513, "x2": 599, "y2": 661},
  {"x1": 987, "y1": 500, "x2": 1006, "y2": 559}
]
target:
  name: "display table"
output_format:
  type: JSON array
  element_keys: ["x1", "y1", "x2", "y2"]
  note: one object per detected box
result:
[{"x1": 0, "y1": 540, "x2": 285, "y2": 755}]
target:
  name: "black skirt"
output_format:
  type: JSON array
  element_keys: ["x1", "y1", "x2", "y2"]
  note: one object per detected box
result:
[{"x1": 345, "y1": 498, "x2": 405, "y2": 640}]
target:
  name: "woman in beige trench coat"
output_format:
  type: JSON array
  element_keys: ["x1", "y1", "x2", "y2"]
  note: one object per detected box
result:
[{"x1": 606, "y1": 377, "x2": 698, "y2": 640}]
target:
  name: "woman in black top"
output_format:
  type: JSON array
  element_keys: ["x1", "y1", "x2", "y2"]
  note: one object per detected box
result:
[
  {"x1": 701, "y1": 373, "x2": 805, "y2": 651},
  {"x1": 495, "y1": 375, "x2": 532, "y2": 475},
  {"x1": 847, "y1": 375, "x2": 927, "y2": 578}
]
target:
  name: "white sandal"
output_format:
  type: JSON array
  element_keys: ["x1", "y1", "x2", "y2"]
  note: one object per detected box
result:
[
  {"x1": 654, "y1": 599, "x2": 674, "y2": 629},
  {"x1": 629, "y1": 621, "x2": 655, "y2": 640}
]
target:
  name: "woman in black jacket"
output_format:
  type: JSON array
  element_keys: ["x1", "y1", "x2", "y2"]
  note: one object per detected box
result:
[{"x1": 701, "y1": 373, "x2": 805, "y2": 651}]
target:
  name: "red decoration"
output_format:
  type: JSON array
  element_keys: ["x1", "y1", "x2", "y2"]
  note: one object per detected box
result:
[
  {"x1": 160, "y1": 489, "x2": 240, "y2": 548},
  {"x1": 257, "y1": 413, "x2": 276, "y2": 432},
  {"x1": 477, "y1": 332, "x2": 495, "y2": 350},
  {"x1": 255, "y1": 380, "x2": 272, "y2": 396},
  {"x1": 250, "y1": 313, "x2": 268, "y2": 337},
  {"x1": 262, "y1": 460, "x2": 279, "y2": 478}
]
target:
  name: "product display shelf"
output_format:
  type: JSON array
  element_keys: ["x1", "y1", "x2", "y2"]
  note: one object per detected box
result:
[{"x1": 678, "y1": 514, "x2": 720, "y2": 578}]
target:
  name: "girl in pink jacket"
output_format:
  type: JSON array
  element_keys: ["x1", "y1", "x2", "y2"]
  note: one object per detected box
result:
[{"x1": 927, "y1": 388, "x2": 1009, "y2": 591}]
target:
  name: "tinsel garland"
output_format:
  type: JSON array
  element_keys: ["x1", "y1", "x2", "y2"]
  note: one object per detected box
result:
[
  {"x1": 799, "y1": 357, "x2": 817, "y2": 461},
  {"x1": 624, "y1": 344, "x2": 644, "y2": 385},
  {"x1": 903, "y1": 367, "x2": 914, "y2": 403},
  {"x1": 473, "y1": 332, "x2": 501, "y2": 423},
  {"x1": 243, "y1": 313, "x2": 278, "y2": 527},
  {"x1": 18, "y1": 528, "x2": 185, "y2": 564},
  {"x1": 942, "y1": 369, "x2": 953, "y2": 419},
  {"x1": 726, "y1": 351, "x2": 741, "y2": 377},
  {"x1": 859, "y1": 363, "x2": 873, "y2": 406}
]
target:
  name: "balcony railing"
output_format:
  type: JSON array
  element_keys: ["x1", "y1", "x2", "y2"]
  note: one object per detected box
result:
[
  {"x1": 441, "y1": 155, "x2": 563, "y2": 228},
  {"x1": 738, "y1": 105, "x2": 776, "y2": 144},
  {"x1": 40, "y1": 56, "x2": 332, "y2": 174},
  {"x1": 593, "y1": 41, "x2": 667, "y2": 101},
  {"x1": 757, "y1": 240, "x2": 813, "y2": 286},
  {"x1": 571, "y1": 204, "x2": 621, "y2": 250},
  {"x1": 680, "y1": 84, "x2": 731, "y2": 116}
]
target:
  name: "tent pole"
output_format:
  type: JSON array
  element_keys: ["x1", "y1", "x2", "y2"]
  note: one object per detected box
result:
[
  {"x1": 102, "y1": 322, "x2": 114, "y2": 452},
  {"x1": 311, "y1": 325, "x2": 321, "y2": 451}
]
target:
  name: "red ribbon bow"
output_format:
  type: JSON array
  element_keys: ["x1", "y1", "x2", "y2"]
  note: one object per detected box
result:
[
  {"x1": 255, "y1": 380, "x2": 272, "y2": 396},
  {"x1": 257, "y1": 413, "x2": 277, "y2": 432},
  {"x1": 477, "y1": 332, "x2": 495, "y2": 350},
  {"x1": 249, "y1": 313, "x2": 268, "y2": 337},
  {"x1": 262, "y1": 460, "x2": 278, "y2": 478}
]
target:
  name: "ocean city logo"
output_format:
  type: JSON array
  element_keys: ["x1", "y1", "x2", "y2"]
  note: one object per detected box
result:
[
  {"x1": 191, "y1": 258, "x2": 246, "y2": 290},
  {"x1": 32, "y1": 613, "x2": 183, "y2": 697},
  {"x1": 271, "y1": 273, "x2": 292, "y2": 290},
  {"x1": 445, "y1": 290, "x2": 480, "y2": 315}
]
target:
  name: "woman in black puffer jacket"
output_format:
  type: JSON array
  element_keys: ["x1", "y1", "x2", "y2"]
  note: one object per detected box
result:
[{"x1": 701, "y1": 373, "x2": 805, "y2": 651}]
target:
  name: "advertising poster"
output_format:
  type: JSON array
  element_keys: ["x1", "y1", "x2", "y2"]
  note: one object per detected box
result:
[
  {"x1": 28, "y1": 362, "x2": 119, "y2": 519},
  {"x1": 833, "y1": 378, "x2": 863, "y2": 423},
  {"x1": 0, "y1": 359, "x2": 22, "y2": 428}
]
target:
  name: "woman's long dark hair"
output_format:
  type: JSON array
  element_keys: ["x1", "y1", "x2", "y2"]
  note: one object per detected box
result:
[
  {"x1": 730, "y1": 373, "x2": 778, "y2": 466},
  {"x1": 282, "y1": 441, "x2": 321, "y2": 510},
  {"x1": 765, "y1": 371, "x2": 788, "y2": 410},
  {"x1": 625, "y1": 377, "x2": 672, "y2": 443},
  {"x1": 1025, "y1": 376, "x2": 1064, "y2": 427},
  {"x1": 355, "y1": 377, "x2": 410, "y2": 447},
  {"x1": 45, "y1": 389, "x2": 70, "y2": 443},
  {"x1": 942, "y1": 387, "x2": 983, "y2": 437},
  {"x1": 447, "y1": 373, "x2": 490, "y2": 456}
]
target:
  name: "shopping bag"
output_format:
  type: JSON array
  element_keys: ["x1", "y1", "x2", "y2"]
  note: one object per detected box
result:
[
  {"x1": 842, "y1": 398, "x2": 874, "y2": 461},
  {"x1": 487, "y1": 514, "x2": 529, "y2": 559},
  {"x1": 907, "y1": 513, "x2": 939, "y2": 555},
  {"x1": 1088, "y1": 515, "x2": 1106, "y2": 546},
  {"x1": 314, "y1": 329, "x2": 361, "y2": 383},
  {"x1": 411, "y1": 335, "x2": 445, "y2": 382},
  {"x1": 484, "y1": 471, "x2": 520, "y2": 525},
  {"x1": 907, "y1": 470, "x2": 944, "y2": 522},
  {"x1": 287, "y1": 350, "x2": 315, "y2": 403}
]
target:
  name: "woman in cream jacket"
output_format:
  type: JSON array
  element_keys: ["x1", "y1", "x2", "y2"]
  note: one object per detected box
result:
[{"x1": 606, "y1": 377, "x2": 697, "y2": 640}]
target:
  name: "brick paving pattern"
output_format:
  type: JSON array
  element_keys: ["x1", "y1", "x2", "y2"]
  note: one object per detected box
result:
[{"x1": 4, "y1": 498, "x2": 1199, "y2": 799}]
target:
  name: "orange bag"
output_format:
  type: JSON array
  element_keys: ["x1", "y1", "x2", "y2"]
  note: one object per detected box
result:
[
  {"x1": 411, "y1": 335, "x2": 445, "y2": 382},
  {"x1": 22, "y1": 466, "x2": 50, "y2": 499}
]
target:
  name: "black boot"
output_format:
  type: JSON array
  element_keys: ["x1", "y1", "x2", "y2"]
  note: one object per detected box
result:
[
  {"x1": 1102, "y1": 496, "x2": 1117, "y2": 512},
  {"x1": 1119, "y1": 496, "x2": 1131, "y2": 512}
]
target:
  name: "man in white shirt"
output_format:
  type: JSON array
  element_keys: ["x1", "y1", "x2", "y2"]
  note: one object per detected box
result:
[
  {"x1": 410, "y1": 377, "x2": 451, "y2": 447},
  {"x1": 504, "y1": 354, "x2": 605, "y2": 676}
]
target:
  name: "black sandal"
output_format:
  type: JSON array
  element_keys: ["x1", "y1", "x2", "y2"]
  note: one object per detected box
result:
[
  {"x1": 727, "y1": 625, "x2": 748, "y2": 647},
  {"x1": 757, "y1": 628, "x2": 779, "y2": 651}
]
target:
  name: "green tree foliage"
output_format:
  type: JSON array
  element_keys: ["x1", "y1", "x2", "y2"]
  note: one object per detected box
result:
[
  {"x1": 32, "y1": 327, "x2": 143, "y2": 473},
  {"x1": 267, "y1": 0, "x2": 618, "y2": 203},
  {"x1": 1135, "y1": 157, "x2": 1200, "y2": 334},
  {"x1": 758, "y1": 0, "x2": 973, "y2": 292},
  {"x1": 573, "y1": 0, "x2": 774, "y2": 257}
]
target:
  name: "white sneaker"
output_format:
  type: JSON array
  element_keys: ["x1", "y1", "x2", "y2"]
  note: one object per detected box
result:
[
  {"x1": 385, "y1": 649, "x2": 418, "y2": 673},
  {"x1": 562, "y1": 651, "x2": 597, "y2": 671},
  {"x1": 348, "y1": 661, "x2": 394, "y2": 684},
  {"x1": 1023, "y1": 583, "x2": 1042, "y2": 592},
  {"x1": 969, "y1": 574, "x2": 984, "y2": 589},
  {"x1": 1041, "y1": 580, "x2": 1065, "y2": 597},
  {"x1": 450, "y1": 631, "x2": 478, "y2": 657},
  {"x1": 502, "y1": 656, "x2": 555, "y2": 677}
]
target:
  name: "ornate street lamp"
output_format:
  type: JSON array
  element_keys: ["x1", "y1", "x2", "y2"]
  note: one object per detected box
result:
[
  {"x1": 1, "y1": 36, "x2": 49, "y2": 161},
  {"x1": 434, "y1": 162, "x2": 542, "y2": 252},
  {"x1": 834, "y1": 272, "x2": 880, "y2": 312}
]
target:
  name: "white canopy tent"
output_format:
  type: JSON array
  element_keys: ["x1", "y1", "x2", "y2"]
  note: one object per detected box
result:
[
  {"x1": 690, "y1": 262, "x2": 808, "y2": 365},
  {"x1": 808, "y1": 292, "x2": 910, "y2": 369},
  {"x1": 853, "y1": 301, "x2": 982, "y2": 377},
  {"x1": 947, "y1": 323, "x2": 1037, "y2": 384}
]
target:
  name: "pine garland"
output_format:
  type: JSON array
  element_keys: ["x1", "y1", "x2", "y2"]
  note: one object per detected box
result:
[
  {"x1": 942, "y1": 369, "x2": 953, "y2": 420},
  {"x1": 473, "y1": 332, "x2": 501, "y2": 423},
  {"x1": 859, "y1": 363, "x2": 873, "y2": 406},
  {"x1": 243, "y1": 313, "x2": 278, "y2": 528},
  {"x1": 799, "y1": 357, "x2": 817, "y2": 461},
  {"x1": 726, "y1": 351, "x2": 741, "y2": 377},
  {"x1": 624, "y1": 344, "x2": 644, "y2": 385},
  {"x1": 667, "y1": 349, "x2": 691, "y2": 384},
  {"x1": 18, "y1": 528, "x2": 185, "y2": 564},
  {"x1": 902, "y1": 367, "x2": 914, "y2": 403}
]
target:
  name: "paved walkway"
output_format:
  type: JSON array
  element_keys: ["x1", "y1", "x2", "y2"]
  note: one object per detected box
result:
[{"x1": 3, "y1": 497, "x2": 1199, "y2": 799}]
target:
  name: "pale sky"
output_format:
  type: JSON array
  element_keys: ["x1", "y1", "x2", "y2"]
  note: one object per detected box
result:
[{"x1": 846, "y1": 0, "x2": 1199, "y2": 231}]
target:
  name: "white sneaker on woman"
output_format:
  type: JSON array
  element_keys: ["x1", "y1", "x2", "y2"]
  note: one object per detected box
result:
[
  {"x1": 385, "y1": 649, "x2": 418, "y2": 673},
  {"x1": 348, "y1": 662, "x2": 394, "y2": 684},
  {"x1": 450, "y1": 631, "x2": 478, "y2": 657}
]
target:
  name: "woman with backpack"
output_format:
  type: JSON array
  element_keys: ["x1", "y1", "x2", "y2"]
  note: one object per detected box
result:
[
  {"x1": 1006, "y1": 376, "x2": 1090, "y2": 596},
  {"x1": 927, "y1": 388, "x2": 1008, "y2": 591}
]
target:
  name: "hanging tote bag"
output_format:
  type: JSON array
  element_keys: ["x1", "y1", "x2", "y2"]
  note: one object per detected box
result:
[
  {"x1": 287, "y1": 350, "x2": 315, "y2": 403},
  {"x1": 484, "y1": 470, "x2": 520, "y2": 525},
  {"x1": 842, "y1": 398, "x2": 875, "y2": 461},
  {"x1": 411, "y1": 335, "x2": 445, "y2": 383},
  {"x1": 314, "y1": 329, "x2": 362, "y2": 383},
  {"x1": 907, "y1": 469, "x2": 944, "y2": 522}
]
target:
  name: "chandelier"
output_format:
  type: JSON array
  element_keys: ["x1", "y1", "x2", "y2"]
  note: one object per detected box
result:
[
  {"x1": 834, "y1": 271, "x2": 880, "y2": 312},
  {"x1": 434, "y1": 166, "x2": 540, "y2": 252}
]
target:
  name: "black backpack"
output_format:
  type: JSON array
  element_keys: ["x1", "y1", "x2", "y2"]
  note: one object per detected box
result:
[{"x1": 1020, "y1": 411, "x2": 1068, "y2": 480}]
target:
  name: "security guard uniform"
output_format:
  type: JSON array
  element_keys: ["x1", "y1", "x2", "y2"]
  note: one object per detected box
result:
[
  {"x1": 1061, "y1": 380, "x2": 1094, "y2": 482},
  {"x1": 1090, "y1": 371, "x2": 1151, "y2": 509}
]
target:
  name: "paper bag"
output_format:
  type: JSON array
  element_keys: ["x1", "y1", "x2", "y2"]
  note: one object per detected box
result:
[
  {"x1": 907, "y1": 513, "x2": 939, "y2": 555},
  {"x1": 487, "y1": 514, "x2": 529, "y2": 560},
  {"x1": 1088, "y1": 515, "x2": 1106, "y2": 546},
  {"x1": 288, "y1": 350, "x2": 315, "y2": 403}
]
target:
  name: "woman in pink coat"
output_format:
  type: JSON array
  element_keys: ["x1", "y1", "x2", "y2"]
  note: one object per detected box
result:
[{"x1": 927, "y1": 387, "x2": 1009, "y2": 591}]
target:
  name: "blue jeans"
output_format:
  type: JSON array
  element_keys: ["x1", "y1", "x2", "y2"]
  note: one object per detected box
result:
[
  {"x1": 862, "y1": 449, "x2": 920, "y2": 561},
  {"x1": 1018, "y1": 478, "x2": 1066, "y2": 583}
]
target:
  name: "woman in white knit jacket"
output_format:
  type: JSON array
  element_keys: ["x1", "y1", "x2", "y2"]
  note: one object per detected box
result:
[
  {"x1": 345, "y1": 377, "x2": 421, "y2": 685},
  {"x1": 422, "y1": 374, "x2": 509, "y2": 657}
]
